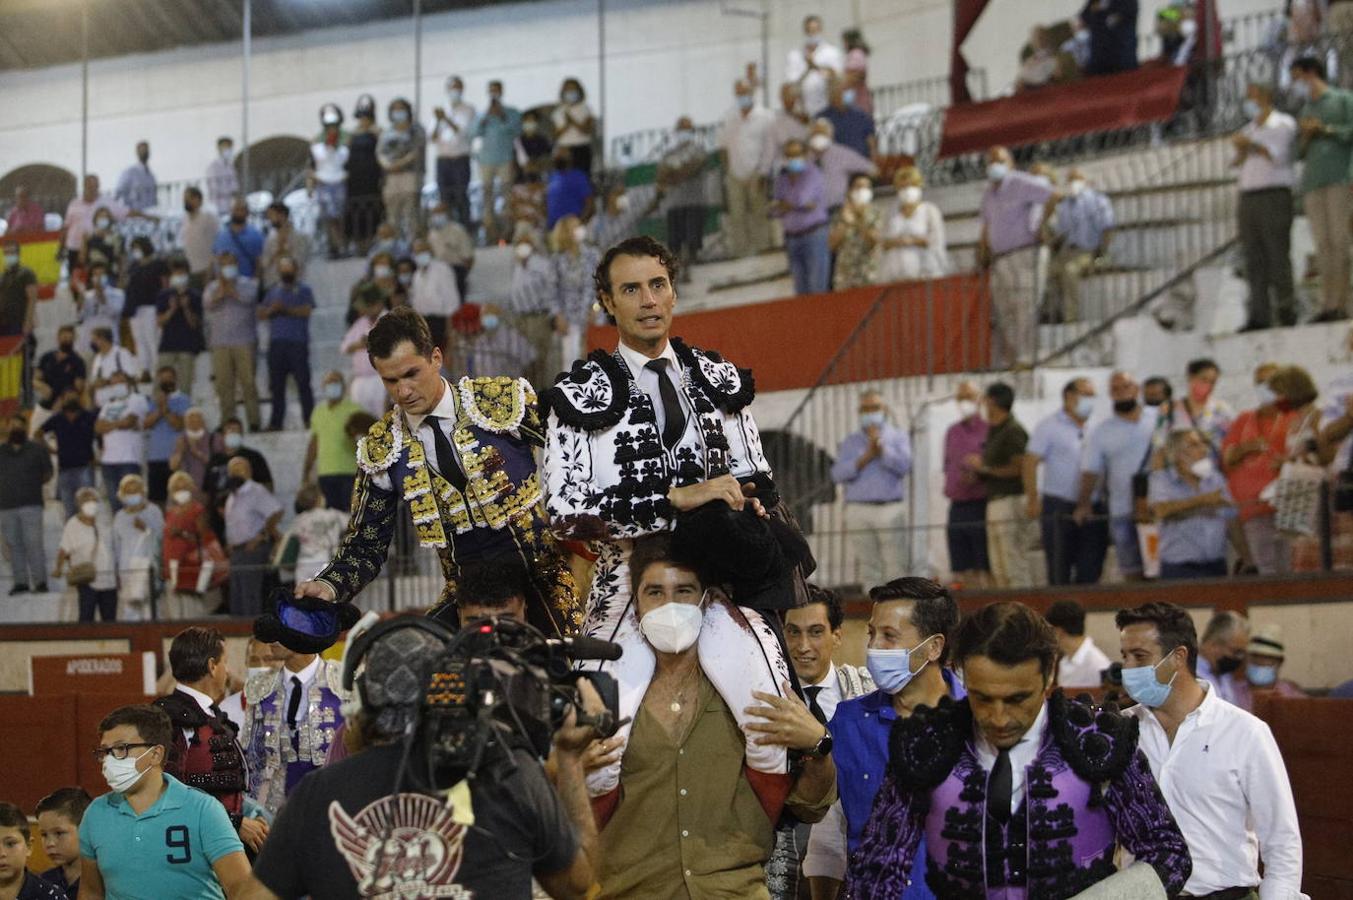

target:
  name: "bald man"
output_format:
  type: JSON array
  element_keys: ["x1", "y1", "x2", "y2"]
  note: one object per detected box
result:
[
  {"x1": 223, "y1": 456, "x2": 283, "y2": 617},
  {"x1": 943, "y1": 381, "x2": 990, "y2": 586},
  {"x1": 830, "y1": 390, "x2": 913, "y2": 587}
]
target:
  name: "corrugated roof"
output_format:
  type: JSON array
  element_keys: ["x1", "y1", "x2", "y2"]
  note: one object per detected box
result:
[{"x1": 0, "y1": 0, "x2": 524, "y2": 72}]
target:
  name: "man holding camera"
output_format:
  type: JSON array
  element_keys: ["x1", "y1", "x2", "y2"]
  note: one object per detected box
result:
[{"x1": 239, "y1": 617, "x2": 601, "y2": 899}]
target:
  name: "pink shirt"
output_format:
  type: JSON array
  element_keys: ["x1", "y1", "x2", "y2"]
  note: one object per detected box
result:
[
  {"x1": 944, "y1": 415, "x2": 989, "y2": 502},
  {"x1": 63, "y1": 194, "x2": 128, "y2": 250},
  {"x1": 341, "y1": 313, "x2": 383, "y2": 378}
]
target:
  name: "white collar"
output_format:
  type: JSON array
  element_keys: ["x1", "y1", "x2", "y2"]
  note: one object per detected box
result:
[
  {"x1": 404, "y1": 378, "x2": 457, "y2": 435},
  {"x1": 284, "y1": 656, "x2": 322, "y2": 688},
  {"x1": 616, "y1": 340, "x2": 678, "y2": 381},
  {"x1": 177, "y1": 683, "x2": 217, "y2": 716},
  {"x1": 809, "y1": 663, "x2": 838, "y2": 692}
]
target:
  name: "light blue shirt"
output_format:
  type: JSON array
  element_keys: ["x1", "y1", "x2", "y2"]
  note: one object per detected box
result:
[
  {"x1": 475, "y1": 105, "x2": 523, "y2": 166},
  {"x1": 1148, "y1": 468, "x2": 1235, "y2": 564},
  {"x1": 223, "y1": 478, "x2": 283, "y2": 546},
  {"x1": 1028, "y1": 409, "x2": 1091, "y2": 503},
  {"x1": 1055, "y1": 187, "x2": 1115, "y2": 251},
  {"x1": 1082, "y1": 413, "x2": 1155, "y2": 516},
  {"x1": 80, "y1": 774, "x2": 244, "y2": 900},
  {"x1": 147, "y1": 390, "x2": 192, "y2": 461},
  {"x1": 830, "y1": 423, "x2": 912, "y2": 503}
]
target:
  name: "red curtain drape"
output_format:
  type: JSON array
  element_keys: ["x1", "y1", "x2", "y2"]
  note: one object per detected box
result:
[{"x1": 950, "y1": 0, "x2": 992, "y2": 105}]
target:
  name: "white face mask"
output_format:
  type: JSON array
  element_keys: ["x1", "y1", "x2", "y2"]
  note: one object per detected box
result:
[
  {"x1": 900, "y1": 186, "x2": 923, "y2": 205},
  {"x1": 572, "y1": 225, "x2": 589, "y2": 244},
  {"x1": 102, "y1": 747, "x2": 153, "y2": 793},
  {"x1": 808, "y1": 134, "x2": 832, "y2": 153},
  {"x1": 172, "y1": 489, "x2": 193, "y2": 506},
  {"x1": 639, "y1": 600, "x2": 705, "y2": 654},
  {"x1": 414, "y1": 251, "x2": 433, "y2": 268},
  {"x1": 987, "y1": 162, "x2": 1009, "y2": 182},
  {"x1": 80, "y1": 500, "x2": 99, "y2": 518},
  {"x1": 850, "y1": 187, "x2": 874, "y2": 206},
  {"x1": 372, "y1": 264, "x2": 392, "y2": 279},
  {"x1": 1074, "y1": 395, "x2": 1095, "y2": 420},
  {"x1": 324, "y1": 381, "x2": 345, "y2": 401},
  {"x1": 121, "y1": 492, "x2": 144, "y2": 509},
  {"x1": 186, "y1": 428, "x2": 205, "y2": 440},
  {"x1": 614, "y1": 194, "x2": 631, "y2": 212},
  {"x1": 514, "y1": 243, "x2": 534, "y2": 260},
  {"x1": 107, "y1": 383, "x2": 130, "y2": 401},
  {"x1": 956, "y1": 399, "x2": 979, "y2": 419},
  {"x1": 1189, "y1": 457, "x2": 1216, "y2": 479},
  {"x1": 169, "y1": 273, "x2": 190, "y2": 290},
  {"x1": 1069, "y1": 179, "x2": 1087, "y2": 196},
  {"x1": 220, "y1": 265, "x2": 239, "y2": 280}
]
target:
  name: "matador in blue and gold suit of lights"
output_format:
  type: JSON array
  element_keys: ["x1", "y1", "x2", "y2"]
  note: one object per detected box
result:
[{"x1": 312, "y1": 375, "x2": 581, "y2": 636}]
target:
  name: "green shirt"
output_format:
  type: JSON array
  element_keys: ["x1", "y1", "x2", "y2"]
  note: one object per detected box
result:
[
  {"x1": 597, "y1": 672, "x2": 835, "y2": 899},
  {"x1": 309, "y1": 398, "x2": 363, "y2": 476},
  {"x1": 79, "y1": 774, "x2": 244, "y2": 900},
  {"x1": 1298, "y1": 86, "x2": 1353, "y2": 192},
  {"x1": 980, "y1": 415, "x2": 1029, "y2": 497}
]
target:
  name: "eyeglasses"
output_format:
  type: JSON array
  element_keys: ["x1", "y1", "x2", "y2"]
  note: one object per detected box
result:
[{"x1": 92, "y1": 742, "x2": 153, "y2": 761}]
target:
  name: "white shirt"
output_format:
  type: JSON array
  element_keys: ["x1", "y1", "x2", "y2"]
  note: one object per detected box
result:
[
  {"x1": 217, "y1": 691, "x2": 245, "y2": 730},
  {"x1": 616, "y1": 340, "x2": 696, "y2": 446},
  {"x1": 91, "y1": 347, "x2": 143, "y2": 406},
  {"x1": 97, "y1": 391, "x2": 150, "y2": 464},
  {"x1": 718, "y1": 104, "x2": 776, "y2": 180},
  {"x1": 310, "y1": 141, "x2": 350, "y2": 184},
  {"x1": 1239, "y1": 110, "x2": 1297, "y2": 192},
  {"x1": 281, "y1": 656, "x2": 322, "y2": 727},
  {"x1": 1126, "y1": 683, "x2": 1306, "y2": 899},
  {"x1": 410, "y1": 259, "x2": 462, "y2": 317},
  {"x1": 551, "y1": 101, "x2": 594, "y2": 148},
  {"x1": 176, "y1": 682, "x2": 218, "y2": 742},
  {"x1": 974, "y1": 700, "x2": 1048, "y2": 815},
  {"x1": 433, "y1": 102, "x2": 477, "y2": 158},
  {"x1": 1058, "y1": 635, "x2": 1111, "y2": 689},
  {"x1": 804, "y1": 663, "x2": 844, "y2": 723},
  {"x1": 58, "y1": 514, "x2": 117, "y2": 591},
  {"x1": 785, "y1": 41, "x2": 845, "y2": 116},
  {"x1": 881, "y1": 200, "x2": 949, "y2": 281}
]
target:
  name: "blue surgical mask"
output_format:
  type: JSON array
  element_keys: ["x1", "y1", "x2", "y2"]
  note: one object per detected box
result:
[
  {"x1": 563, "y1": 89, "x2": 581, "y2": 104},
  {"x1": 324, "y1": 382, "x2": 344, "y2": 401},
  {"x1": 842, "y1": 88, "x2": 857, "y2": 106},
  {"x1": 866, "y1": 637, "x2": 934, "y2": 695},
  {"x1": 1246, "y1": 663, "x2": 1278, "y2": 687},
  {"x1": 1291, "y1": 80, "x2": 1311, "y2": 102},
  {"x1": 1242, "y1": 98, "x2": 1262, "y2": 119},
  {"x1": 1075, "y1": 396, "x2": 1095, "y2": 420},
  {"x1": 1121, "y1": 652, "x2": 1178, "y2": 708},
  {"x1": 481, "y1": 313, "x2": 500, "y2": 330},
  {"x1": 860, "y1": 411, "x2": 886, "y2": 429},
  {"x1": 737, "y1": 94, "x2": 755, "y2": 110},
  {"x1": 785, "y1": 157, "x2": 807, "y2": 174}
]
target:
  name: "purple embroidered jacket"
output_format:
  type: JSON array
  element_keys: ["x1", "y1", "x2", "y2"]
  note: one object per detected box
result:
[{"x1": 845, "y1": 693, "x2": 1191, "y2": 899}]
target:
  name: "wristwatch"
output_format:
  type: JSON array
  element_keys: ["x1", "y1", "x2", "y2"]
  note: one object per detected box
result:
[{"x1": 803, "y1": 728, "x2": 833, "y2": 759}]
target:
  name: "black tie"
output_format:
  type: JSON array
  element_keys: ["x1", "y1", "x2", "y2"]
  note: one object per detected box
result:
[
  {"x1": 988, "y1": 748, "x2": 1013, "y2": 824},
  {"x1": 426, "y1": 415, "x2": 468, "y2": 492},
  {"x1": 285, "y1": 676, "x2": 303, "y2": 729},
  {"x1": 804, "y1": 686, "x2": 828, "y2": 725},
  {"x1": 645, "y1": 358, "x2": 686, "y2": 449}
]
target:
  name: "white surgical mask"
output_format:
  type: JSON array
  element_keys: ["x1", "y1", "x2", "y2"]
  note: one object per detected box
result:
[
  {"x1": 448, "y1": 89, "x2": 462, "y2": 103},
  {"x1": 956, "y1": 399, "x2": 979, "y2": 419},
  {"x1": 1189, "y1": 457, "x2": 1216, "y2": 479},
  {"x1": 173, "y1": 489, "x2": 193, "y2": 505},
  {"x1": 900, "y1": 186, "x2": 923, "y2": 205},
  {"x1": 121, "y1": 492, "x2": 144, "y2": 509},
  {"x1": 850, "y1": 187, "x2": 874, "y2": 206},
  {"x1": 169, "y1": 273, "x2": 189, "y2": 290},
  {"x1": 614, "y1": 194, "x2": 631, "y2": 212},
  {"x1": 95, "y1": 218, "x2": 111, "y2": 229},
  {"x1": 372, "y1": 264, "x2": 392, "y2": 279},
  {"x1": 107, "y1": 383, "x2": 130, "y2": 400},
  {"x1": 987, "y1": 162, "x2": 1009, "y2": 182},
  {"x1": 572, "y1": 225, "x2": 589, "y2": 244},
  {"x1": 808, "y1": 134, "x2": 832, "y2": 153},
  {"x1": 639, "y1": 601, "x2": 704, "y2": 654},
  {"x1": 3, "y1": 253, "x2": 18, "y2": 268},
  {"x1": 130, "y1": 248, "x2": 145, "y2": 262},
  {"x1": 223, "y1": 432, "x2": 243, "y2": 451},
  {"x1": 1291, "y1": 80, "x2": 1311, "y2": 101},
  {"x1": 1180, "y1": 18, "x2": 1197, "y2": 37},
  {"x1": 1255, "y1": 383, "x2": 1277, "y2": 407},
  {"x1": 221, "y1": 265, "x2": 239, "y2": 280},
  {"x1": 102, "y1": 748, "x2": 152, "y2": 793},
  {"x1": 414, "y1": 251, "x2": 433, "y2": 268},
  {"x1": 1069, "y1": 179, "x2": 1087, "y2": 196},
  {"x1": 514, "y1": 243, "x2": 534, "y2": 260},
  {"x1": 1074, "y1": 395, "x2": 1095, "y2": 420},
  {"x1": 186, "y1": 428, "x2": 205, "y2": 440},
  {"x1": 80, "y1": 500, "x2": 99, "y2": 518}
]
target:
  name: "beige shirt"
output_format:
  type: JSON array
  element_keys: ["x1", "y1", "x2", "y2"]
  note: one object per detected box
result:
[
  {"x1": 597, "y1": 672, "x2": 835, "y2": 899},
  {"x1": 179, "y1": 209, "x2": 221, "y2": 275}
]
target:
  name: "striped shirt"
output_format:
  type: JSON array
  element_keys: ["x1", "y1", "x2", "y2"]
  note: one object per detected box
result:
[{"x1": 507, "y1": 254, "x2": 560, "y2": 316}]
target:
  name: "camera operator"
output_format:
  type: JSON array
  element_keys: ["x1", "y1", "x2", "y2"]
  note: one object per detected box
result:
[{"x1": 238, "y1": 618, "x2": 601, "y2": 900}]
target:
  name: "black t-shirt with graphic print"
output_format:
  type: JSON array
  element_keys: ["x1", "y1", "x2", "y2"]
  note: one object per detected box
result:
[{"x1": 253, "y1": 741, "x2": 577, "y2": 899}]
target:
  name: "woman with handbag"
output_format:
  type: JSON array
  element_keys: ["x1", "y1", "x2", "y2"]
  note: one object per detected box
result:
[
  {"x1": 52, "y1": 486, "x2": 117, "y2": 621},
  {"x1": 162, "y1": 471, "x2": 228, "y2": 619}
]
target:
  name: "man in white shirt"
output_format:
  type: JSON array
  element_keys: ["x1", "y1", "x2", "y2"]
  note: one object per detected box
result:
[
  {"x1": 93, "y1": 370, "x2": 150, "y2": 513},
  {"x1": 1197, "y1": 610, "x2": 1249, "y2": 704},
  {"x1": 432, "y1": 76, "x2": 477, "y2": 226},
  {"x1": 1046, "y1": 598, "x2": 1112, "y2": 689},
  {"x1": 1117, "y1": 601, "x2": 1306, "y2": 899},
  {"x1": 88, "y1": 325, "x2": 141, "y2": 408},
  {"x1": 718, "y1": 78, "x2": 776, "y2": 258},
  {"x1": 769, "y1": 586, "x2": 874, "y2": 900},
  {"x1": 178, "y1": 187, "x2": 220, "y2": 289},
  {"x1": 206, "y1": 137, "x2": 240, "y2": 215},
  {"x1": 784, "y1": 14, "x2": 844, "y2": 117},
  {"x1": 1233, "y1": 82, "x2": 1298, "y2": 331},
  {"x1": 409, "y1": 237, "x2": 461, "y2": 352}
]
